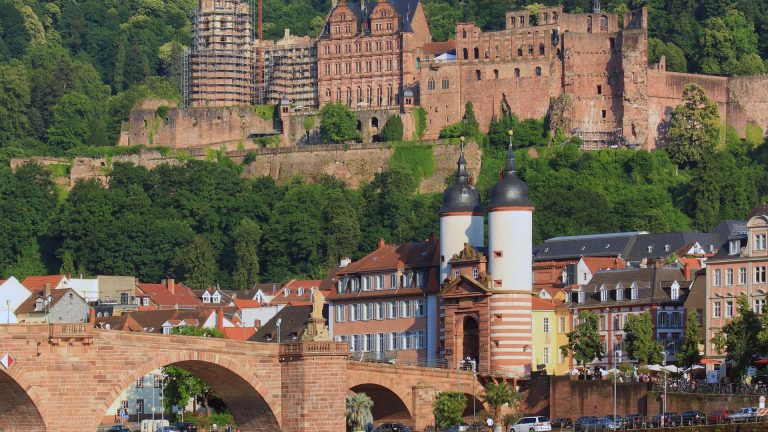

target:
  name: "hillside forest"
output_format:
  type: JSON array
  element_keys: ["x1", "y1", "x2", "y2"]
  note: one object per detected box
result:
[{"x1": 0, "y1": 0, "x2": 768, "y2": 287}]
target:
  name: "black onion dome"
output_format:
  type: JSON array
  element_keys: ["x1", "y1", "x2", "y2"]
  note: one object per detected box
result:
[
  {"x1": 440, "y1": 150, "x2": 483, "y2": 214},
  {"x1": 488, "y1": 144, "x2": 532, "y2": 209}
]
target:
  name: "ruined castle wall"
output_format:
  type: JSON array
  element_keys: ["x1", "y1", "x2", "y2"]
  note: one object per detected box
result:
[
  {"x1": 646, "y1": 70, "x2": 728, "y2": 147},
  {"x1": 120, "y1": 105, "x2": 279, "y2": 149},
  {"x1": 284, "y1": 108, "x2": 401, "y2": 145},
  {"x1": 620, "y1": 26, "x2": 649, "y2": 148},
  {"x1": 726, "y1": 76, "x2": 768, "y2": 140}
]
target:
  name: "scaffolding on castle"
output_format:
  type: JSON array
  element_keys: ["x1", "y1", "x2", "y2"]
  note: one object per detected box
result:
[
  {"x1": 184, "y1": 0, "x2": 256, "y2": 107},
  {"x1": 574, "y1": 128, "x2": 625, "y2": 150}
]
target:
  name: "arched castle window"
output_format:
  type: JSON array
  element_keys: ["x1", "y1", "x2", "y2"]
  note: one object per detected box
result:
[
  {"x1": 510, "y1": 17, "x2": 516, "y2": 28},
  {"x1": 346, "y1": 88, "x2": 352, "y2": 105},
  {"x1": 356, "y1": 87, "x2": 362, "y2": 103},
  {"x1": 517, "y1": 47, "x2": 523, "y2": 56},
  {"x1": 325, "y1": 88, "x2": 331, "y2": 98},
  {"x1": 473, "y1": 47, "x2": 479, "y2": 59},
  {"x1": 600, "y1": 16, "x2": 608, "y2": 32},
  {"x1": 539, "y1": 43, "x2": 545, "y2": 55},
  {"x1": 377, "y1": 86, "x2": 382, "y2": 105},
  {"x1": 475, "y1": 69, "x2": 481, "y2": 80},
  {"x1": 535, "y1": 66, "x2": 542, "y2": 76},
  {"x1": 427, "y1": 78, "x2": 435, "y2": 91},
  {"x1": 463, "y1": 48, "x2": 469, "y2": 60},
  {"x1": 336, "y1": 88, "x2": 341, "y2": 101},
  {"x1": 515, "y1": 68, "x2": 520, "y2": 77},
  {"x1": 494, "y1": 69, "x2": 499, "y2": 79},
  {"x1": 462, "y1": 29, "x2": 467, "y2": 38},
  {"x1": 442, "y1": 77, "x2": 449, "y2": 89},
  {"x1": 367, "y1": 86, "x2": 372, "y2": 103},
  {"x1": 587, "y1": 16, "x2": 593, "y2": 33},
  {"x1": 543, "y1": 13, "x2": 548, "y2": 24}
]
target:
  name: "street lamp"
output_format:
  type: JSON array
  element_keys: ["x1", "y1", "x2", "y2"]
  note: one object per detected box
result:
[
  {"x1": 276, "y1": 318, "x2": 282, "y2": 343},
  {"x1": 661, "y1": 342, "x2": 674, "y2": 427},
  {"x1": 613, "y1": 351, "x2": 622, "y2": 426},
  {"x1": 507, "y1": 129, "x2": 514, "y2": 148}
]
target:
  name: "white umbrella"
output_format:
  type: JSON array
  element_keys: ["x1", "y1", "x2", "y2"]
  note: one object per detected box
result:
[
  {"x1": 691, "y1": 365, "x2": 704, "y2": 370},
  {"x1": 647, "y1": 364, "x2": 663, "y2": 372},
  {"x1": 663, "y1": 365, "x2": 680, "y2": 373},
  {"x1": 605, "y1": 368, "x2": 621, "y2": 373},
  {"x1": 566, "y1": 368, "x2": 581, "y2": 375}
]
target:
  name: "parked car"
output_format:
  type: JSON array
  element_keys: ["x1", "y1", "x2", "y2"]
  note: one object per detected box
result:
[
  {"x1": 602, "y1": 416, "x2": 625, "y2": 429},
  {"x1": 155, "y1": 427, "x2": 181, "y2": 432},
  {"x1": 175, "y1": 423, "x2": 197, "y2": 432},
  {"x1": 574, "y1": 416, "x2": 599, "y2": 432},
  {"x1": 509, "y1": 416, "x2": 552, "y2": 432},
  {"x1": 551, "y1": 418, "x2": 573, "y2": 429},
  {"x1": 729, "y1": 407, "x2": 760, "y2": 423},
  {"x1": 649, "y1": 412, "x2": 681, "y2": 427},
  {"x1": 623, "y1": 414, "x2": 647, "y2": 429},
  {"x1": 106, "y1": 426, "x2": 130, "y2": 432},
  {"x1": 374, "y1": 423, "x2": 413, "y2": 432},
  {"x1": 681, "y1": 411, "x2": 707, "y2": 426},
  {"x1": 707, "y1": 410, "x2": 733, "y2": 424}
]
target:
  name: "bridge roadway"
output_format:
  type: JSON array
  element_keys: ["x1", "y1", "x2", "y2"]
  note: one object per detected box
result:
[{"x1": 0, "y1": 324, "x2": 482, "y2": 432}]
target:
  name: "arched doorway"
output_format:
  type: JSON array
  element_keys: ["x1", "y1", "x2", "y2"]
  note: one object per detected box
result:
[
  {"x1": 350, "y1": 383, "x2": 413, "y2": 429},
  {"x1": 461, "y1": 316, "x2": 480, "y2": 364},
  {"x1": 371, "y1": 117, "x2": 379, "y2": 129},
  {"x1": 0, "y1": 371, "x2": 46, "y2": 431},
  {"x1": 356, "y1": 120, "x2": 362, "y2": 131},
  {"x1": 101, "y1": 360, "x2": 281, "y2": 432}
]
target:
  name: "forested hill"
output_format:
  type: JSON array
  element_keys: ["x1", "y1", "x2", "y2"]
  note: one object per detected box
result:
[{"x1": 1, "y1": 0, "x2": 767, "y2": 154}]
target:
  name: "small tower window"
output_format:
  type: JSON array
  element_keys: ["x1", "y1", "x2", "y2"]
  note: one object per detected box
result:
[{"x1": 535, "y1": 67, "x2": 542, "y2": 76}]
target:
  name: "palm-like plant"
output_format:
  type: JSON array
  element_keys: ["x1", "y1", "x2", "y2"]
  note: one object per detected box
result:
[
  {"x1": 482, "y1": 381, "x2": 520, "y2": 425},
  {"x1": 346, "y1": 392, "x2": 374, "y2": 431}
]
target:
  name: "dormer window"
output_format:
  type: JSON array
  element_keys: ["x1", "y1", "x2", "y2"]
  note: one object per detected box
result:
[
  {"x1": 664, "y1": 244, "x2": 670, "y2": 252},
  {"x1": 630, "y1": 286, "x2": 638, "y2": 300},
  {"x1": 472, "y1": 267, "x2": 479, "y2": 279},
  {"x1": 212, "y1": 293, "x2": 221, "y2": 303},
  {"x1": 283, "y1": 288, "x2": 291, "y2": 297},
  {"x1": 600, "y1": 289, "x2": 608, "y2": 302},
  {"x1": 755, "y1": 234, "x2": 767, "y2": 252},
  {"x1": 616, "y1": 288, "x2": 623, "y2": 301},
  {"x1": 671, "y1": 281, "x2": 680, "y2": 300},
  {"x1": 647, "y1": 245, "x2": 653, "y2": 253},
  {"x1": 578, "y1": 291, "x2": 585, "y2": 303},
  {"x1": 34, "y1": 298, "x2": 45, "y2": 311},
  {"x1": 730, "y1": 240, "x2": 740, "y2": 255},
  {"x1": 298, "y1": 287, "x2": 305, "y2": 296},
  {"x1": 142, "y1": 297, "x2": 149, "y2": 306},
  {"x1": 202, "y1": 292, "x2": 211, "y2": 303}
]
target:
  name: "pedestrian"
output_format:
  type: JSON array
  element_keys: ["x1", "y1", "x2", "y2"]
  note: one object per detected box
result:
[
  {"x1": 365, "y1": 422, "x2": 374, "y2": 432},
  {"x1": 487, "y1": 417, "x2": 494, "y2": 431}
]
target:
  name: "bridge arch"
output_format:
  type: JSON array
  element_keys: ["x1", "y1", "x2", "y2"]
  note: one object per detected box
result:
[
  {"x1": 98, "y1": 350, "x2": 282, "y2": 432},
  {"x1": 349, "y1": 381, "x2": 414, "y2": 427},
  {"x1": 0, "y1": 369, "x2": 46, "y2": 431}
]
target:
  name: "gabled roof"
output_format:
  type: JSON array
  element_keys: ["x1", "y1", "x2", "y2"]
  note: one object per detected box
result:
[
  {"x1": 532, "y1": 296, "x2": 555, "y2": 311},
  {"x1": 127, "y1": 309, "x2": 210, "y2": 333},
  {"x1": 439, "y1": 274, "x2": 491, "y2": 298},
  {"x1": 193, "y1": 288, "x2": 234, "y2": 305},
  {"x1": 581, "y1": 256, "x2": 626, "y2": 275},
  {"x1": 748, "y1": 204, "x2": 768, "y2": 219},
  {"x1": 21, "y1": 275, "x2": 67, "y2": 292},
  {"x1": 535, "y1": 232, "x2": 643, "y2": 261},
  {"x1": 136, "y1": 281, "x2": 202, "y2": 308},
  {"x1": 94, "y1": 315, "x2": 144, "y2": 332},
  {"x1": 337, "y1": 238, "x2": 439, "y2": 275},
  {"x1": 625, "y1": 232, "x2": 720, "y2": 262},
  {"x1": 222, "y1": 327, "x2": 256, "y2": 341},
  {"x1": 567, "y1": 267, "x2": 687, "y2": 308},
  {"x1": 15, "y1": 288, "x2": 82, "y2": 315},
  {"x1": 268, "y1": 280, "x2": 324, "y2": 306},
  {"x1": 249, "y1": 305, "x2": 313, "y2": 343}
]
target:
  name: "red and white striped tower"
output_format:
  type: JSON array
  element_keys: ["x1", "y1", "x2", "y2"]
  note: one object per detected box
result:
[{"x1": 487, "y1": 139, "x2": 534, "y2": 377}]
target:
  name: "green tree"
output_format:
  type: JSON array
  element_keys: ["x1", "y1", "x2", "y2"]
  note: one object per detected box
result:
[
  {"x1": 560, "y1": 310, "x2": 604, "y2": 378},
  {"x1": 113, "y1": 36, "x2": 126, "y2": 91},
  {"x1": 163, "y1": 325, "x2": 224, "y2": 419},
  {"x1": 47, "y1": 92, "x2": 94, "y2": 150},
  {"x1": 324, "y1": 188, "x2": 361, "y2": 267},
  {"x1": 482, "y1": 381, "x2": 520, "y2": 424},
  {"x1": 379, "y1": 115, "x2": 404, "y2": 142},
  {"x1": 319, "y1": 102, "x2": 361, "y2": 143},
  {"x1": 648, "y1": 38, "x2": 688, "y2": 72},
  {"x1": 345, "y1": 392, "x2": 374, "y2": 431},
  {"x1": 433, "y1": 392, "x2": 467, "y2": 429},
  {"x1": 59, "y1": 251, "x2": 75, "y2": 277},
  {"x1": 124, "y1": 37, "x2": 150, "y2": 86},
  {"x1": 623, "y1": 312, "x2": 664, "y2": 365},
  {"x1": 665, "y1": 83, "x2": 721, "y2": 167},
  {"x1": 413, "y1": 106, "x2": 427, "y2": 142},
  {"x1": 712, "y1": 295, "x2": 762, "y2": 379},
  {"x1": 178, "y1": 235, "x2": 218, "y2": 289},
  {"x1": 0, "y1": 63, "x2": 30, "y2": 145},
  {"x1": 3, "y1": 241, "x2": 46, "y2": 280},
  {"x1": 462, "y1": 101, "x2": 480, "y2": 138},
  {"x1": 231, "y1": 218, "x2": 261, "y2": 290},
  {"x1": 676, "y1": 309, "x2": 702, "y2": 368},
  {"x1": 488, "y1": 112, "x2": 517, "y2": 149}
]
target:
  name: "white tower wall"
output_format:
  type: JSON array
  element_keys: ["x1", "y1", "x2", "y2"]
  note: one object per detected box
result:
[
  {"x1": 439, "y1": 214, "x2": 484, "y2": 282},
  {"x1": 488, "y1": 210, "x2": 533, "y2": 291}
]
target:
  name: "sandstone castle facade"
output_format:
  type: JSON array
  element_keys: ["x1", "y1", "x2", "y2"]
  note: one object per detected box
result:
[{"x1": 163, "y1": 0, "x2": 768, "y2": 151}]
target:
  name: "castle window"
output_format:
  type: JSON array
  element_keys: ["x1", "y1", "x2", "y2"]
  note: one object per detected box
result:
[
  {"x1": 473, "y1": 47, "x2": 479, "y2": 59},
  {"x1": 514, "y1": 68, "x2": 520, "y2": 77},
  {"x1": 535, "y1": 66, "x2": 542, "y2": 76},
  {"x1": 355, "y1": 42, "x2": 360, "y2": 52},
  {"x1": 462, "y1": 29, "x2": 467, "y2": 38},
  {"x1": 427, "y1": 78, "x2": 435, "y2": 91},
  {"x1": 520, "y1": 15, "x2": 525, "y2": 26},
  {"x1": 587, "y1": 16, "x2": 593, "y2": 33},
  {"x1": 517, "y1": 47, "x2": 523, "y2": 57},
  {"x1": 539, "y1": 43, "x2": 545, "y2": 55},
  {"x1": 494, "y1": 69, "x2": 499, "y2": 79},
  {"x1": 473, "y1": 268, "x2": 479, "y2": 278},
  {"x1": 601, "y1": 110, "x2": 607, "y2": 119},
  {"x1": 543, "y1": 13, "x2": 548, "y2": 24},
  {"x1": 528, "y1": 44, "x2": 534, "y2": 55},
  {"x1": 600, "y1": 16, "x2": 609, "y2": 32},
  {"x1": 597, "y1": 85, "x2": 602, "y2": 95},
  {"x1": 442, "y1": 77, "x2": 449, "y2": 89},
  {"x1": 510, "y1": 17, "x2": 516, "y2": 28},
  {"x1": 463, "y1": 48, "x2": 468, "y2": 60},
  {"x1": 475, "y1": 69, "x2": 481, "y2": 80}
]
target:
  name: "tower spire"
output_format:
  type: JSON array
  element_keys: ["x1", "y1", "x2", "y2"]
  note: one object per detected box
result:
[
  {"x1": 503, "y1": 142, "x2": 516, "y2": 174},
  {"x1": 456, "y1": 146, "x2": 469, "y2": 181}
]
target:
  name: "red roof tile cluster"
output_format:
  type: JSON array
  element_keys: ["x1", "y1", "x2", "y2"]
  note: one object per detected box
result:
[
  {"x1": 337, "y1": 239, "x2": 439, "y2": 275},
  {"x1": 532, "y1": 296, "x2": 556, "y2": 311},
  {"x1": 421, "y1": 40, "x2": 457, "y2": 55},
  {"x1": 582, "y1": 257, "x2": 627, "y2": 275},
  {"x1": 136, "y1": 280, "x2": 202, "y2": 309},
  {"x1": 222, "y1": 327, "x2": 256, "y2": 341},
  {"x1": 21, "y1": 275, "x2": 66, "y2": 292},
  {"x1": 269, "y1": 279, "x2": 325, "y2": 306}
]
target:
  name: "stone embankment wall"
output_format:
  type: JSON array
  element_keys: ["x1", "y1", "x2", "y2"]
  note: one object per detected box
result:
[{"x1": 10, "y1": 142, "x2": 480, "y2": 193}]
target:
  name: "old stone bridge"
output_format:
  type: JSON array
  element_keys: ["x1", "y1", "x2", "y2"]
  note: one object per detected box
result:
[{"x1": 0, "y1": 324, "x2": 482, "y2": 432}]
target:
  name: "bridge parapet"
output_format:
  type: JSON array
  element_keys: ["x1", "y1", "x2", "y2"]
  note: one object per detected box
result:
[{"x1": 279, "y1": 341, "x2": 348, "y2": 361}]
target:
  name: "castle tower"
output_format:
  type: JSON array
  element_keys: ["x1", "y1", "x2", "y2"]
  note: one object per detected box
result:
[
  {"x1": 439, "y1": 148, "x2": 484, "y2": 283},
  {"x1": 487, "y1": 143, "x2": 534, "y2": 376}
]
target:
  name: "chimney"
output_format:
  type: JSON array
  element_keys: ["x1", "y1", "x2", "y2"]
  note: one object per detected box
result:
[
  {"x1": 44, "y1": 283, "x2": 51, "y2": 298},
  {"x1": 683, "y1": 262, "x2": 691, "y2": 280},
  {"x1": 378, "y1": 239, "x2": 386, "y2": 249},
  {"x1": 167, "y1": 278, "x2": 175, "y2": 295},
  {"x1": 217, "y1": 307, "x2": 224, "y2": 331},
  {"x1": 340, "y1": 257, "x2": 352, "y2": 268},
  {"x1": 284, "y1": 28, "x2": 290, "y2": 38},
  {"x1": 89, "y1": 307, "x2": 96, "y2": 324}
]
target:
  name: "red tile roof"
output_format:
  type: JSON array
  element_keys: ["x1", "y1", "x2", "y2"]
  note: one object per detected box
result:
[
  {"x1": 532, "y1": 296, "x2": 555, "y2": 311},
  {"x1": 233, "y1": 298, "x2": 266, "y2": 309},
  {"x1": 269, "y1": 279, "x2": 325, "y2": 306},
  {"x1": 136, "y1": 280, "x2": 202, "y2": 308},
  {"x1": 422, "y1": 40, "x2": 456, "y2": 55},
  {"x1": 222, "y1": 327, "x2": 256, "y2": 341},
  {"x1": 94, "y1": 315, "x2": 145, "y2": 332},
  {"x1": 337, "y1": 239, "x2": 439, "y2": 275},
  {"x1": 0, "y1": 279, "x2": 5, "y2": 285},
  {"x1": 126, "y1": 309, "x2": 210, "y2": 333},
  {"x1": 582, "y1": 257, "x2": 626, "y2": 275},
  {"x1": 21, "y1": 275, "x2": 66, "y2": 292}
]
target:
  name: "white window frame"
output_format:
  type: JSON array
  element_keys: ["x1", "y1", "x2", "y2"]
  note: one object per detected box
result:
[
  {"x1": 755, "y1": 234, "x2": 767, "y2": 251},
  {"x1": 739, "y1": 267, "x2": 747, "y2": 285},
  {"x1": 375, "y1": 302, "x2": 384, "y2": 320},
  {"x1": 616, "y1": 288, "x2": 623, "y2": 301},
  {"x1": 631, "y1": 287, "x2": 638, "y2": 300},
  {"x1": 387, "y1": 301, "x2": 397, "y2": 319},
  {"x1": 726, "y1": 269, "x2": 734, "y2": 286},
  {"x1": 600, "y1": 290, "x2": 608, "y2": 302},
  {"x1": 578, "y1": 291, "x2": 585, "y2": 303},
  {"x1": 559, "y1": 315, "x2": 566, "y2": 332},
  {"x1": 415, "y1": 299, "x2": 426, "y2": 317},
  {"x1": 335, "y1": 305, "x2": 345, "y2": 322},
  {"x1": 472, "y1": 268, "x2": 479, "y2": 279},
  {"x1": 349, "y1": 304, "x2": 358, "y2": 322},
  {"x1": 543, "y1": 317, "x2": 550, "y2": 334},
  {"x1": 400, "y1": 300, "x2": 412, "y2": 318},
  {"x1": 756, "y1": 267, "x2": 767, "y2": 284},
  {"x1": 713, "y1": 301, "x2": 721, "y2": 318},
  {"x1": 388, "y1": 332, "x2": 398, "y2": 350},
  {"x1": 390, "y1": 274, "x2": 397, "y2": 289},
  {"x1": 417, "y1": 330, "x2": 426, "y2": 349},
  {"x1": 725, "y1": 301, "x2": 733, "y2": 318},
  {"x1": 713, "y1": 269, "x2": 722, "y2": 287},
  {"x1": 670, "y1": 283, "x2": 679, "y2": 300}
]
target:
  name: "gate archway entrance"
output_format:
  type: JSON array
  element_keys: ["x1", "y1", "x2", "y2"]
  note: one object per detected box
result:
[
  {"x1": 461, "y1": 315, "x2": 480, "y2": 364},
  {"x1": 0, "y1": 371, "x2": 46, "y2": 432}
]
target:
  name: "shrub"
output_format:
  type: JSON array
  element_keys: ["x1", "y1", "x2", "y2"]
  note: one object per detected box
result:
[
  {"x1": 379, "y1": 115, "x2": 404, "y2": 142},
  {"x1": 390, "y1": 142, "x2": 435, "y2": 182},
  {"x1": 433, "y1": 392, "x2": 467, "y2": 429},
  {"x1": 155, "y1": 105, "x2": 171, "y2": 122}
]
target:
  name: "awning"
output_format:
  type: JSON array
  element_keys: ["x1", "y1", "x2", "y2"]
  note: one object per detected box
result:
[
  {"x1": 753, "y1": 359, "x2": 768, "y2": 365},
  {"x1": 700, "y1": 358, "x2": 723, "y2": 365}
]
